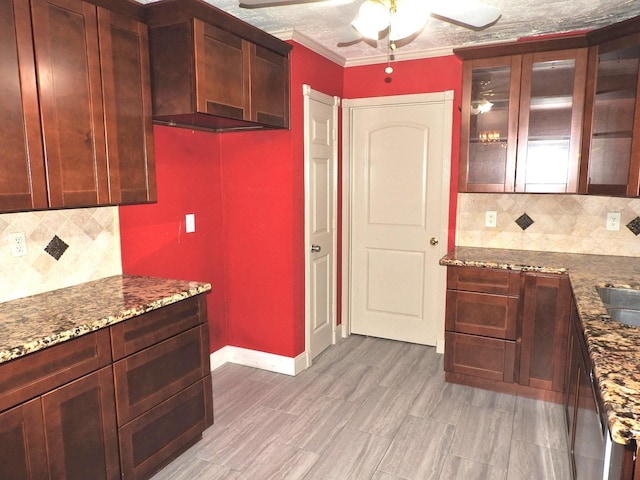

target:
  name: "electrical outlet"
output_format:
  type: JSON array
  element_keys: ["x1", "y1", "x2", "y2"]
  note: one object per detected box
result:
[
  {"x1": 606, "y1": 212, "x2": 621, "y2": 231},
  {"x1": 485, "y1": 211, "x2": 497, "y2": 228},
  {"x1": 9, "y1": 232, "x2": 27, "y2": 257}
]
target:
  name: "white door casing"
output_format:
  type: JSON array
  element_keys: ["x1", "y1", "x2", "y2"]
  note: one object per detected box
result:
[
  {"x1": 304, "y1": 85, "x2": 339, "y2": 366},
  {"x1": 342, "y1": 92, "x2": 453, "y2": 352}
]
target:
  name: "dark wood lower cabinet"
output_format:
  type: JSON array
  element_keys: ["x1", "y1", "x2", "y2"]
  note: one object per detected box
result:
[
  {"x1": 0, "y1": 398, "x2": 48, "y2": 480},
  {"x1": 0, "y1": 294, "x2": 212, "y2": 480},
  {"x1": 445, "y1": 266, "x2": 571, "y2": 402},
  {"x1": 119, "y1": 376, "x2": 213, "y2": 479},
  {"x1": 42, "y1": 367, "x2": 120, "y2": 480}
]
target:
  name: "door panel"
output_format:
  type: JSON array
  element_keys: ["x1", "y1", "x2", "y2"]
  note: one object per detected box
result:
[
  {"x1": 305, "y1": 87, "x2": 337, "y2": 360},
  {"x1": 349, "y1": 94, "x2": 452, "y2": 346}
]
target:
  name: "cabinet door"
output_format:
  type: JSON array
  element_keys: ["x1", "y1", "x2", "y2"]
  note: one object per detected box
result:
[
  {"x1": 0, "y1": 398, "x2": 48, "y2": 480},
  {"x1": 519, "y1": 273, "x2": 572, "y2": 392},
  {"x1": 41, "y1": 367, "x2": 120, "y2": 480},
  {"x1": 564, "y1": 326, "x2": 580, "y2": 479},
  {"x1": 0, "y1": 0, "x2": 47, "y2": 212},
  {"x1": 516, "y1": 49, "x2": 587, "y2": 193},
  {"x1": 31, "y1": 0, "x2": 109, "y2": 208},
  {"x1": 445, "y1": 290, "x2": 518, "y2": 340},
  {"x1": 113, "y1": 324, "x2": 210, "y2": 425},
  {"x1": 581, "y1": 34, "x2": 640, "y2": 196},
  {"x1": 119, "y1": 376, "x2": 213, "y2": 480},
  {"x1": 98, "y1": 8, "x2": 156, "y2": 204},
  {"x1": 459, "y1": 55, "x2": 521, "y2": 192},
  {"x1": 195, "y1": 19, "x2": 249, "y2": 121},
  {"x1": 445, "y1": 331, "x2": 516, "y2": 383},
  {"x1": 250, "y1": 43, "x2": 289, "y2": 128}
]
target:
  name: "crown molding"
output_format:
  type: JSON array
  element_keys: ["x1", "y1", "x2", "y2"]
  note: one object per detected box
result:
[
  {"x1": 272, "y1": 28, "x2": 455, "y2": 67},
  {"x1": 271, "y1": 29, "x2": 347, "y2": 66}
]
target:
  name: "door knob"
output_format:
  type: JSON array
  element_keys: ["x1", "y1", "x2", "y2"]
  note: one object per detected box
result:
[
  {"x1": 311, "y1": 244, "x2": 321, "y2": 253},
  {"x1": 429, "y1": 237, "x2": 439, "y2": 246}
]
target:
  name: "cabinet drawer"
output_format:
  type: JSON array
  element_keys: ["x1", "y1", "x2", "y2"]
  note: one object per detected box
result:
[
  {"x1": 113, "y1": 324, "x2": 209, "y2": 425},
  {"x1": 444, "y1": 332, "x2": 516, "y2": 383},
  {"x1": 446, "y1": 290, "x2": 519, "y2": 340},
  {"x1": 111, "y1": 295, "x2": 205, "y2": 361},
  {"x1": 119, "y1": 376, "x2": 213, "y2": 480},
  {"x1": 0, "y1": 329, "x2": 111, "y2": 412},
  {"x1": 447, "y1": 266, "x2": 520, "y2": 295}
]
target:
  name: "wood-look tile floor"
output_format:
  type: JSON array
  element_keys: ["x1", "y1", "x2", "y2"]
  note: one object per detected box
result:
[{"x1": 151, "y1": 335, "x2": 572, "y2": 480}]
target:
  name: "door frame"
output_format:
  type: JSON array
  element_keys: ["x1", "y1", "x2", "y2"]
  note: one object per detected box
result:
[
  {"x1": 303, "y1": 84, "x2": 340, "y2": 368},
  {"x1": 341, "y1": 91, "x2": 454, "y2": 352}
]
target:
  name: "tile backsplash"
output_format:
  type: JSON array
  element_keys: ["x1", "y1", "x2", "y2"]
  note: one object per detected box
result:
[
  {"x1": 456, "y1": 193, "x2": 640, "y2": 257},
  {"x1": 0, "y1": 207, "x2": 122, "y2": 303}
]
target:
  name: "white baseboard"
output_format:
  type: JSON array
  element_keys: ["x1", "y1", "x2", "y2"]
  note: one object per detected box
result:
[
  {"x1": 210, "y1": 346, "x2": 308, "y2": 376},
  {"x1": 436, "y1": 336, "x2": 445, "y2": 355}
]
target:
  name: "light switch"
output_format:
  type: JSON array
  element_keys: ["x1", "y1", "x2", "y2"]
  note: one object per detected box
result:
[{"x1": 185, "y1": 214, "x2": 195, "y2": 233}]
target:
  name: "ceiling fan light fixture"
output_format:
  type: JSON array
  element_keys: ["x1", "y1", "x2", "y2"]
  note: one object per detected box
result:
[
  {"x1": 352, "y1": 0, "x2": 390, "y2": 40},
  {"x1": 388, "y1": 0, "x2": 429, "y2": 41}
]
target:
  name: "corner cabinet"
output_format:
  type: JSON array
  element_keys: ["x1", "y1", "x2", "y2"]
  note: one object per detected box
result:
[
  {"x1": 145, "y1": 0, "x2": 291, "y2": 132},
  {"x1": 457, "y1": 43, "x2": 588, "y2": 193},
  {"x1": 0, "y1": 0, "x2": 156, "y2": 213},
  {"x1": 445, "y1": 266, "x2": 571, "y2": 401}
]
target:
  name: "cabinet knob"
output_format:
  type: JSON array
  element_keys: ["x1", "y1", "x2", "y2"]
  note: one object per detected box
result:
[{"x1": 430, "y1": 237, "x2": 439, "y2": 246}]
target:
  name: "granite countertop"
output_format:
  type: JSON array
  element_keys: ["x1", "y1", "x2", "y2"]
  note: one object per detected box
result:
[
  {"x1": 0, "y1": 274, "x2": 211, "y2": 365},
  {"x1": 441, "y1": 246, "x2": 640, "y2": 446}
]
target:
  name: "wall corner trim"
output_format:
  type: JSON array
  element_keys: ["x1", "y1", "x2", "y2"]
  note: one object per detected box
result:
[{"x1": 210, "y1": 346, "x2": 307, "y2": 376}]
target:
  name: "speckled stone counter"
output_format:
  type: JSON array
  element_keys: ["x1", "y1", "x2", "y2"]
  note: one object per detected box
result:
[
  {"x1": 0, "y1": 275, "x2": 211, "y2": 365},
  {"x1": 440, "y1": 246, "x2": 640, "y2": 446}
]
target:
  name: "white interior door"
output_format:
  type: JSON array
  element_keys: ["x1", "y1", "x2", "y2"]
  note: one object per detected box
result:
[
  {"x1": 343, "y1": 92, "x2": 452, "y2": 350},
  {"x1": 304, "y1": 85, "x2": 339, "y2": 363}
]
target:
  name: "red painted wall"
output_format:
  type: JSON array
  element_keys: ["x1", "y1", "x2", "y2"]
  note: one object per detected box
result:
[
  {"x1": 217, "y1": 42, "x2": 343, "y2": 357},
  {"x1": 120, "y1": 41, "x2": 343, "y2": 358},
  {"x1": 118, "y1": 44, "x2": 461, "y2": 359},
  {"x1": 119, "y1": 126, "x2": 228, "y2": 352},
  {"x1": 344, "y1": 55, "x2": 463, "y2": 249}
]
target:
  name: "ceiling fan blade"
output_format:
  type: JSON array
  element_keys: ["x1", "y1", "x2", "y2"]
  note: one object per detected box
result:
[
  {"x1": 337, "y1": 24, "x2": 363, "y2": 46},
  {"x1": 239, "y1": 0, "x2": 340, "y2": 8},
  {"x1": 431, "y1": 0, "x2": 501, "y2": 29}
]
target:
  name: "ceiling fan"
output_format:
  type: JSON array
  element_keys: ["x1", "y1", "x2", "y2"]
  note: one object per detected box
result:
[{"x1": 238, "y1": 0, "x2": 502, "y2": 47}]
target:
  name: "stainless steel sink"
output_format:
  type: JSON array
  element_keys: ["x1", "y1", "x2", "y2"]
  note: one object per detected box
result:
[{"x1": 597, "y1": 286, "x2": 640, "y2": 327}]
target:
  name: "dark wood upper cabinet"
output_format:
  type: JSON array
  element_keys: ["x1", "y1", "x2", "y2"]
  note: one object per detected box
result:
[
  {"x1": 580, "y1": 32, "x2": 640, "y2": 196},
  {"x1": 457, "y1": 42, "x2": 588, "y2": 193},
  {"x1": 458, "y1": 17, "x2": 640, "y2": 197},
  {"x1": 98, "y1": 7, "x2": 156, "y2": 204},
  {"x1": 31, "y1": 0, "x2": 110, "y2": 208},
  {"x1": 0, "y1": 0, "x2": 48, "y2": 211},
  {"x1": 145, "y1": 0, "x2": 291, "y2": 132},
  {"x1": 0, "y1": 0, "x2": 155, "y2": 213}
]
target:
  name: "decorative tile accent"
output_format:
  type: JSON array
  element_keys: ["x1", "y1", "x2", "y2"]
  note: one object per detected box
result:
[
  {"x1": 456, "y1": 193, "x2": 640, "y2": 257},
  {"x1": 627, "y1": 217, "x2": 640, "y2": 236},
  {"x1": 44, "y1": 235, "x2": 69, "y2": 260},
  {"x1": 0, "y1": 207, "x2": 122, "y2": 303},
  {"x1": 515, "y1": 213, "x2": 534, "y2": 230}
]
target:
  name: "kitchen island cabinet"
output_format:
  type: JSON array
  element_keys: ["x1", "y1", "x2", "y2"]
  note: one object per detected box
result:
[
  {"x1": 145, "y1": 0, "x2": 291, "y2": 131},
  {"x1": 0, "y1": 0, "x2": 155, "y2": 213},
  {"x1": 0, "y1": 275, "x2": 212, "y2": 480}
]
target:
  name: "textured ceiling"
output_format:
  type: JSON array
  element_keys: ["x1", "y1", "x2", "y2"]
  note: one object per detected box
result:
[{"x1": 137, "y1": 0, "x2": 640, "y2": 64}]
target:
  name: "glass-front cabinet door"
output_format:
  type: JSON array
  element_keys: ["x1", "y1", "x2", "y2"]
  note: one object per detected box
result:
[
  {"x1": 459, "y1": 56, "x2": 521, "y2": 192},
  {"x1": 516, "y1": 49, "x2": 588, "y2": 193},
  {"x1": 581, "y1": 35, "x2": 640, "y2": 196}
]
